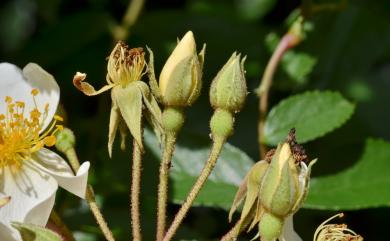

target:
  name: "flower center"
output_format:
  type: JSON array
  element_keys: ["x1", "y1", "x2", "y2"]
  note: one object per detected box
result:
[
  {"x1": 107, "y1": 41, "x2": 146, "y2": 87},
  {"x1": 0, "y1": 89, "x2": 63, "y2": 169}
]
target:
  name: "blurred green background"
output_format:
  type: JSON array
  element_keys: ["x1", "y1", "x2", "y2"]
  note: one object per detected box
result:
[{"x1": 1, "y1": 0, "x2": 390, "y2": 240}]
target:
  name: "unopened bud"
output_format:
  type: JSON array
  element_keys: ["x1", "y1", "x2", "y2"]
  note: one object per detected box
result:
[
  {"x1": 159, "y1": 31, "x2": 205, "y2": 107},
  {"x1": 259, "y1": 129, "x2": 315, "y2": 217},
  {"x1": 209, "y1": 52, "x2": 247, "y2": 113}
]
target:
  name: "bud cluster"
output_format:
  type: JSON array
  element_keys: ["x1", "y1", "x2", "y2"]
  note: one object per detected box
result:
[{"x1": 230, "y1": 129, "x2": 316, "y2": 241}]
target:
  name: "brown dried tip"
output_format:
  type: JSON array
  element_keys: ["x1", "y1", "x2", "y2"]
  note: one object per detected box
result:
[
  {"x1": 264, "y1": 148, "x2": 276, "y2": 163},
  {"x1": 286, "y1": 128, "x2": 308, "y2": 164},
  {"x1": 112, "y1": 41, "x2": 144, "y2": 67},
  {"x1": 73, "y1": 72, "x2": 87, "y2": 90}
]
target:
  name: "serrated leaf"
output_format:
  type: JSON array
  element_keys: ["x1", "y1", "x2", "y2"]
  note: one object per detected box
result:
[
  {"x1": 263, "y1": 91, "x2": 355, "y2": 145},
  {"x1": 12, "y1": 223, "x2": 63, "y2": 241},
  {"x1": 306, "y1": 138, "x2": 390, "y2": 210},
  {"x1": 144, "y1": 129, "x2": 254, "y2": 210}
]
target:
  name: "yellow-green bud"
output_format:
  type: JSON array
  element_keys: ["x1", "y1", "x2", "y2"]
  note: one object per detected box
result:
[
  {"x1": 259, "y1": 212, "x2": 284, "y2": 241},
  {"x1": 55, "y1": 128, "x2": 76, "y2": 153},
  {"x1": 209, "y1": 52, "x2": 247, "y2": 113},
  {"x1": 159, "y1": 31, "x2": 205, "y2": 107},
  {"x1": 259, "y1": 130, "x2": 315, "y2": 218},
  {"x1": 210, "y1": 109, "x2": 234, "y2": 138}
]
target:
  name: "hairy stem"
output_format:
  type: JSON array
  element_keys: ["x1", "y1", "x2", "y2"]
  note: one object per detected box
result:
[
  {"x1": 156, "y1": 133, "x2": 176, "y2": 241},
  {"x1": 162, "y1": 137, "x2": 226, "y2": 241},
  {"x1": 49, "y1": 211, "x2": 76, "y2": 241},
  {"x1": 257, "y1": 33, "x2": 300, "y2": 158},
  {"x1": 65, "y1": 148, "x2": 116, "y2": 241},
  {"x1": 220, "y1": 220, "x2": 241, "y2": 241},
  {"x1": 131, "y1": 140, "x2": 143, "y2": 241}
]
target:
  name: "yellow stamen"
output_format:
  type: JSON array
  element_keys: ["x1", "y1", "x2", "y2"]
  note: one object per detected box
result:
[
  {"x1": 0, "y1": 93, "x2": 62, "y2": 169},
  {"x1": 31, "y1": 88, "x2": 39, "y2": 96}
]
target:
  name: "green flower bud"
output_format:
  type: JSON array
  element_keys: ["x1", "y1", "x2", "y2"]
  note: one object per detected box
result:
[
  {"x1": 55, "y1": 128, "x2": 76, "y2": 153},
  {"x1": 159, "y1": 31, "x2": 205, "y2": 107},
  {"x1": 259, "y1": 129, "x2": 315, "y2": 218},
  {"x1": 209, "y1": 52, "x2": 247, "y2": 113}
]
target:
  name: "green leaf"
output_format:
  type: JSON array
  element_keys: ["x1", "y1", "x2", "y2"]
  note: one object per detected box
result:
[
  {"x1": 306, "y1": 138, "x2": 390, "y2": 210},
  {"x1": 263, "y1": 91, "x2": 355, "y2": 145},
  {"x1": 144, "y1": 129, "x2": 254, "y2": 210},
  {"x1": 236, "y1": 0, "x2": 277, "y2": 20},
  {"x1": 282, "y1": 52, "x2": 317, "y2": 84},
  {"x1": 12, "y1": 223, "x2": 62, "y2": 241}
]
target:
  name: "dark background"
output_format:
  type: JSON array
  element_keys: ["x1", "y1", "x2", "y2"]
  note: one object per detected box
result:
[{"x1": 1, "y1": 0, "x2": 389, "y2": 240}]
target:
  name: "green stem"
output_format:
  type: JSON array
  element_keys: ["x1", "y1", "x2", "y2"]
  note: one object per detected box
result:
[
  {"x1": 131, "y1": 140, "x2": 143, "y2": 241},
  {"x1": 162, "y1": 137, "x2": 226, "y2": 241},
  {"x1": 49, "y1": 211, "x2": 76, "y2": 241},
  {"x1": 156, "y1": 133, "x2": 176, "y2": 241},
  {"x1": 257, "y1": 33, "x2": 300, "y2": 158},
  {"x1": 64, "y1": 148, "x2": 116, "y2": 241},
  {"x1": 112, "y1": 0, "x2": 145, "y2": 40}
]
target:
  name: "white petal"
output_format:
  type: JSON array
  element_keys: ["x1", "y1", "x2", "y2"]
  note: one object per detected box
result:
[
  {"x1": 298, "y1": 163, "x2": 308, "y2": 193},
  {"x1": 32, "y1": 148, "x2": 90, "y2": 199},
  {"x1": 0, "y1": 223, "x2": 16, "y2": 241},
  {"x1": 279, "y1": 216, "x2": 303, "y2": 241},
  {"x1": 0, "y1": 164, "x2": 58, "y2": 241},
  {"x1": 0, "y1": 62, "x2": 60, "y2": 131}
]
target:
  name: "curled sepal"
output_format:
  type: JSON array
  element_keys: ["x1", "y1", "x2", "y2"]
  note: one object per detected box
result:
[
  {"x1": 229, "y1": 175, "x2": 248, "y2": 222},
  {"x1": 291, "y1": 158, "x2": 317, "y2": 213},
  {"x1": 12, "y1": 222, "x2": 63, "y2": 241},
  {"x1": 198, "y1": 44, "x2": 206, "y2": 73},
  {"x1": 112, "y1": 82, "x2": 143, "y2": 150},
  {"x1": 108, "y1": 97, "x2": 121, "y2": 158},
  {"x1": 238, "y1": 161, "x2": 269, "y2": 226},
  {"x1": 73, "y1": 72, "x2": 114, "y2": 96},
  {"x1": 135, "y1": 81, "x2": 163, "y2": 144},
  {"x1": 146, "y1": 46, "x2": 162, "y2": 102}
]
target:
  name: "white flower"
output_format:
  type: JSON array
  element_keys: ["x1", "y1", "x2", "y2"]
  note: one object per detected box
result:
[
  {"x1": 0, "y1": 62, "x2": 90, "y2": 241},
  {"x1": 279, "y1": 216, "x2": 302, "y2": 241}
]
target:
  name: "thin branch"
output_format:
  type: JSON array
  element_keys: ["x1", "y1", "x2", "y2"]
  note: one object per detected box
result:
[
  {"x1": 131, "y1": 140, "x2": 143, "y2": 241},
  {"x1": 65, "y1": 148, "x2": 116, "y2": 241},
  {"x1": 162, "y1": 137, "x2": 226, "y2": 241},
  {"x1": 156, "y1": 133, "x2": 176, "y2": 241},
  {"x1": 112, "y1": 0, "x2": 145, "y2": 41},
  {"x1": 257, "y1": 33, "x2": 301, "y2": 159}
]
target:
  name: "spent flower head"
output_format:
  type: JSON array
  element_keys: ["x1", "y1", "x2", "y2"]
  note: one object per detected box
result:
[
  {"x1": 73, "y1": 41, "x2": 162, "y2": 156},
  {"x1": 314, "y1": 213, "x2": 363, "y2": 241},
  {"x1": 0, "y1": 62, "x2": 90, "y2": 241}
]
